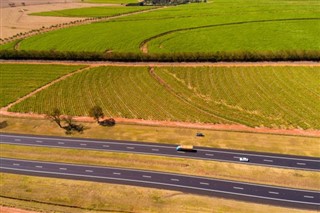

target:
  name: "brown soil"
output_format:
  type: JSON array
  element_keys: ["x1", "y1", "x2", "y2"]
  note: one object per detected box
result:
[
  {"x1": 0, "y1": 2, "x2": 138, "y2": 39},
  {"x1": 0, "y1": 206, "x2": 38, "y2": 213}
]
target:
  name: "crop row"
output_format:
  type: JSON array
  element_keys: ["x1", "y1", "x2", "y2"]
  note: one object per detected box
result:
[
  {"x1": 0, "y1": 64, "x2": 84, "y2": 108},
  {"x1": 9, "y1": 65, "x2": 320, "y2": 129}
]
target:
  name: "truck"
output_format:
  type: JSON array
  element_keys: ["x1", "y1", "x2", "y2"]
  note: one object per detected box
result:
[{"x1": 176, "y1": 145, "x2": 196, "y2": 152}]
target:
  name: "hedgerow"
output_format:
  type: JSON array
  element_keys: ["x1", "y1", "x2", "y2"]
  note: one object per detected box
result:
[{"x1": 0, "y1": 50, "x2": 319, "y2": 62}]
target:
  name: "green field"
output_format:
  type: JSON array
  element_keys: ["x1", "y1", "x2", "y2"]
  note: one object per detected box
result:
[
  {"x1": 0, "y1": 64, "x2": 84, "y2": 108},
  {"x1": 10, "y1": 66, "x2": 320, "y2": 129},
  {"x1": 31, "y1": 6, "x2": 155, "y2": 18},
  {"x1": 10, "y1": 0, "x2": 320, "y2": 53}
]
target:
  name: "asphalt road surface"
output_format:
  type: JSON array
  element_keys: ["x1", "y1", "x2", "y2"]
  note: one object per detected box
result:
[
  {"x1": 1, "y1": 158, "x2": 319, "y2": 209},
  {"x1": 1, "y1": 133, "x2": 319, "y2": 171}
]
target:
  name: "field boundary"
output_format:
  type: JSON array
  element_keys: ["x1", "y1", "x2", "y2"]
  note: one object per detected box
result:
[
  {"x1": 1, "y1": 7, "x2": 164, "y2": 45},
  {"x1": 139, "y1": 18, "x2": 320, "y2": 53},
  {"x1": 1, "y1": 112, "x2": 319, "y2": 137}
]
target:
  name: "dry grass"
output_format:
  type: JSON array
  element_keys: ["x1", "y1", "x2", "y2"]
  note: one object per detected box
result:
[
  {"x1": 1, "y1": 144, "x2": 319, "y2": 191},
  {"x1": 0, "y1": 173, "x2": 316, "y2": 213},
  {"x1": 1, "y1": 116, "x2": 319, "y2": 157}
]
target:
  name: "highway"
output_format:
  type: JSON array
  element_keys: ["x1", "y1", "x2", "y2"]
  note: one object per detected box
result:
[
  {"x1": 1, "y1": 133, "x2": 319, "y2": 171},
  {"x1": 1, "y1": 157, "x2": 319, "y2": 209}
]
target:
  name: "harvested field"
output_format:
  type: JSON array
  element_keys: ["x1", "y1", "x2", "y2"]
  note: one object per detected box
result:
[{"x1": 0, "y1": 2, "x2": 121, "y2": 38}]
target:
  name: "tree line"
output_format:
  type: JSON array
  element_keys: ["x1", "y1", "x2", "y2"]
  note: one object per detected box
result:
[{"x1": 1, "y1": 50, "x2": 319, "y2": 62}]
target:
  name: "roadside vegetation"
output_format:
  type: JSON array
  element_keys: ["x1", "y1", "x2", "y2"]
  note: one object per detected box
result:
[
  {"x1": 31, "y1": 6, "x2": 156, "y2": 18},
  {"x1": 0, "y1": 64, "x2": 84, "y2": 108},
  {"x1": 1, "y1": 144, "x2": 319, "y2": 190},
  {"x1": 1, "y1": 173, "x2": 314, "y2": 213},
  {"x1": 9, "y1": 66, "x2": 320, "y2": 130},
  {"x1": 1, "y1": 116, "x2": 319, "y2": 157}
]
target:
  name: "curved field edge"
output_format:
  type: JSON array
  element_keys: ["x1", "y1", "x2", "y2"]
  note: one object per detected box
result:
[
  {"x1": 8, "y1": 65, "x2": 320, "y2": 130},
  {"x1": 143, "y1": 19, "x2": 320, "y2": 53},
  {"x1": 0, "y1": 64, "x2": 85, "y2": 108},
  {"x1": 7, "y1": 0, "x2": 320, "y2": 53}
]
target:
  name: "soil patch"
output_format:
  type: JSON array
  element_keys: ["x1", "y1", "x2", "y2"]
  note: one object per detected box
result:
[{"x1": 1, "y1": 2, "x2": 121, "y2": 38}]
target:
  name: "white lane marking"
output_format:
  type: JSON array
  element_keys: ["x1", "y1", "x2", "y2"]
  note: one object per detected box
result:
[
  {"x1": 297, "y1": 162, "x2": 306, "y2": 166},
  {"x1": 200, "y1": 182, "x2": 209, "y2": 185},
  {"x1": 205, "y1": 153, "x2": 214, "y2": 156},
  {"x1": 269, "y1": 191, "x2": 279, "y2": 195},
  {"x1": 3, "y1": 158, "x2": 318, "y2": 192},
  {"x1": 14, "y1": 139, "x2": 21, "y2": 141},
  {"x1": 304, "y1": 195, "x2": 314, "y2": 199},
  {"x1": 3, "y1": 166, "x2": 320, "y2": 206},
  {"x1": 152, "y1": 148, "x2": 159, "y2": 151},
  {"x1": 142, "y1": 175, "x2": 151, "y2": 178},
  {"x1": 59, "y1": 168, "x2": 67, "y2": 170},
  {"x1": 4, "y1": 134, "x2": 319, "y2": 163},
  {"x1": 58, "y1": 142, "x2": 65, "y2": 145},
  {"x1": 80, "y1": 143, "x2": 87, "y2": 146},
  {"x1": 85, "y1": 170, "x2": 93, "y2": 173},
  {"x1": 126, "y1": 147, "x2": 135, "y2": 150},
  {"x1": 233, "y1": 187, "x2": 244, "y2": 190},
  {"x1": 35, "y1": 166, "x2": 43, "y2": 168},
  {"x1": 2, "y1": 142, "x2": 317, "y2": 172},
  {"x1": 233, "y1": 156, "x2": 241, "y2": 159},
  {"x1": 171, "y1": 178, "x2": 179, "y2": 182},
  {"x1": 102, "y1": 145, "x2": 110, "y2": 148},
  {"x1": 36, "y1": 140, "x2": 42, "y2": 143},
  {"x1": 113, "y1": 172, "x2": 121, "y2": 175},
  {"x1": 263, "y1": 159, "x2": 273, "y2": 162},
  {"x1": 13, "y1": 163, "x2": 20, "y2": 166}
]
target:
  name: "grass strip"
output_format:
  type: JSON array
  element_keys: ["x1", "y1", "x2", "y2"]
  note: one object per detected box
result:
[{"x1": 1, "y1": 144, "x2": 319, "y2": 190}]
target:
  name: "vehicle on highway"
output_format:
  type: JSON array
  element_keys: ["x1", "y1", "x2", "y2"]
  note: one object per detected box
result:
[
  {"x1": 239, "y1": 157, "x2": 249, "y2": 162},
  {"x1": 176, "y1": 145, "x2": 196, "y2": 152},
  {"x1": 196, "y1": 132, "x2": 205, "y2": 137}
]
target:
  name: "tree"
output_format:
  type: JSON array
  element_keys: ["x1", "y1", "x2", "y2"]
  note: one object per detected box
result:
[
  {"x1": 46, "y1": 108, "x2": 63, "y2": 128},
  {"x1": 89, "y1": 105, "x2": 104, "y2": 123}
]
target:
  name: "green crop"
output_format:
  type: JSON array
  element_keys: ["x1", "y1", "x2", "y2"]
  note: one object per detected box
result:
[
  {"x1": 10, "y1": 66, "x2": 320, "y2": 129},
  {"x1": 0, "y1": 64, "x2": 84, "y2": 108}
]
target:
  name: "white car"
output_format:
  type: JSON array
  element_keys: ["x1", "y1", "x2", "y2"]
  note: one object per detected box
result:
[{"x1": 239, "y1": 157, "x2": 249, "y2": 162}]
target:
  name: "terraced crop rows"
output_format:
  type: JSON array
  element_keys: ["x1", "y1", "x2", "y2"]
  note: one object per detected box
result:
[
  {"x1": 6, "y1": 0, "x2": 319, "y2": 53},
  {"x1": 10, "y1": 66, "x2": 320, "y2": 129},
  {"x1": 0, "y1": 64, "x2": 84, "y2": 108}
]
